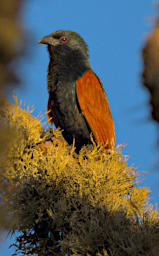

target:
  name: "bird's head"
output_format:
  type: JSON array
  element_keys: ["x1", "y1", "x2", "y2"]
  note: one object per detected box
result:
[{"x1": 39, "y1": 30, "x2": 89, "y2": 60}]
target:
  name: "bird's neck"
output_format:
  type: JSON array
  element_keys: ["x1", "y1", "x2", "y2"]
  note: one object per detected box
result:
[{"x1": 47, "y1": 46, "x2": 90, "y2": 89}]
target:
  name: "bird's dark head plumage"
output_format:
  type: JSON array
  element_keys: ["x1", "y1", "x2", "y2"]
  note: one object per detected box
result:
[
  {"x1": 39, "y1": 30, "x2": 90, "y2": 79},
  {"x1": 39, "y1": 30, "x2": 89, "y2": 59}
]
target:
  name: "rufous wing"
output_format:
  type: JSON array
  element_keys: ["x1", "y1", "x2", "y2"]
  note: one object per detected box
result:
[
  {"x1": 47, "y1": 95, "x2": 59, "y2": 127},
  {"x1": 76, "y1": 69, "x2": 115, "y2": 149}
]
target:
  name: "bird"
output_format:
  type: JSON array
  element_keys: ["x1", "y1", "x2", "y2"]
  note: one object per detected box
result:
[{"x1": 39, "y1": 30, "x2": 115, "y2": 152}]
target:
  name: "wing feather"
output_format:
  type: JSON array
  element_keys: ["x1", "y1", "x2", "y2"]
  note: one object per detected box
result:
[
  {"x1": 76, "y1": 69, "x2": 115, "y2": 149},
  {"x1": 47, "y1": 95, "x2": 59, "y2": 127}
]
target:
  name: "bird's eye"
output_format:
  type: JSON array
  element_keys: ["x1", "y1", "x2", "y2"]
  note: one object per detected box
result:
[{"x1": 60, "y1": 37, "x2": 68, "y2": 43}]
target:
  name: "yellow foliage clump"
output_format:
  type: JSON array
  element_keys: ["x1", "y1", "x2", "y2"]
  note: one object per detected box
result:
[{"x1": 0, "y1": 97, "x2": 159, "y2": 256}]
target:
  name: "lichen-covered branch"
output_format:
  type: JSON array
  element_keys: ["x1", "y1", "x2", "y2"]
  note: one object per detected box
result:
[
  {"x1": 0, "y1": 98, "x2": 159, "y2": 256},
  {"x1": 0, "y1": 0, "x2": 27, "y2": 240}
]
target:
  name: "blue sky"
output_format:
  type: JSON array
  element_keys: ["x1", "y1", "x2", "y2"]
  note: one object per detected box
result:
[{"x1": 1, "y1": 0, "x2": 159, "y2": 254}]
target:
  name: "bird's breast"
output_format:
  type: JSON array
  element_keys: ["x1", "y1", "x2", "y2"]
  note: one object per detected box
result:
[{"x1": 49, "y1": 77, "x2": 91, "y2": 145}]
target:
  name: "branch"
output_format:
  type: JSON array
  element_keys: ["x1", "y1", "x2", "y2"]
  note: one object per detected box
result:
[{"x1": 0, "y1": 98, "x2": 159, "y2": 256}]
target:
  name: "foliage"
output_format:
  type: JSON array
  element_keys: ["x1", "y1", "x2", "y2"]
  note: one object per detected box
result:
[
  {"x1": 0, "y1": 0, "x2": 27, "y2": 239},
  {"x1": 0, "y1": 97, "x2": 159, "y2": 256},
  {"x1": 0, "y1": 0, "x2": 25, "y2": 89},
  {"x1": 142, "y1": 19, "x2": 159, "y2": 124}
]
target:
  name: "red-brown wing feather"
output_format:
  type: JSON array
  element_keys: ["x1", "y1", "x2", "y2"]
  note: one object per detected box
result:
[
  {"x1": 47, "y1": 95, "x2": 58, "y2": 127},
  {"x1": 76, "y1": 69, "x2": 115, "y2": 149}
]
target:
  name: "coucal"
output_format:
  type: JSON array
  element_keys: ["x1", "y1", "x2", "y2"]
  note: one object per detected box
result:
[{"x1": 39, "y1": 30, "x2": 115, "y2": 151}]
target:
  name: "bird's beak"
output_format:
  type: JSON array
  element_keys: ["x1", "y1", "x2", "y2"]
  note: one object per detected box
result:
[{"x1": 38, "y1": 35, "x2": 59, "y2": 46}]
